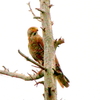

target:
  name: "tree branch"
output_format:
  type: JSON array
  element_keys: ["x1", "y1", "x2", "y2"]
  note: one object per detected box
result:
[
  {"x1": 27, "y1": 2, "x2": 41, "y2": 22},
  {"x1": 0, "y1": 66, "x2": 44, "y2": 81},
  {"x1": 54, "y1": 38, "x2": 65, "y2": 49},
  {"x1": 18, "y1": 50, "x2": 46, "y2": 71},
  {"x1": 36, "y1": 8, "x2": 45, "y2": 13}
]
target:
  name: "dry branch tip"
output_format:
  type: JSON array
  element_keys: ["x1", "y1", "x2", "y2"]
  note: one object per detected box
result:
[
  {"x1": 27, "y1": 73, "x2": 34, "y2": 79},
  {"x1": 34, "y1": 81, "x2": 44, "y2": 86},
  {"x1": 2, "y1": 66, "x2": 9, "y2": 71},
  {"x1": 35, "y1": 8, "x2": 45, "y2": 13},
  {"x1": 34, "y1": 16, "x2": 41, "y2": 19},
  {"x1": 49, "y1": 4, "x2": 54, "y2": 8},
  {"x1": 40, "y1": 27, "x2": 46, "y2": 32},
  {"x1": 32, "y1": 69, "x2": 38, "y2": 74},
  {"x1": 54, "y1": 38, "x2": 65, "y2": 49},
  {"x1": 27, "y1": 2, "x2": 41, "y2": 22}
]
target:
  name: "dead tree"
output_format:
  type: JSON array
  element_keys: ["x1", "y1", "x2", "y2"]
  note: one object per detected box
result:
[
  {"x1": 0, "y1": 0, "x2": 69, "y2": 100},
  {"x1": 40, "y1": 0, "x2": 57, "y2": 100}
]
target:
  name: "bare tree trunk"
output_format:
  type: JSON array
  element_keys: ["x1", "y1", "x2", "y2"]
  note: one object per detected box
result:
[{"x1": 40, "y1": 0, "x2": 57, "y2": 100}]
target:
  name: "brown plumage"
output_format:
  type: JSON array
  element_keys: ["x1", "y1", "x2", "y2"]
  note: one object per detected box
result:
[{"x1": 27, "y1": 27, "x2": 70, "y2": 88}]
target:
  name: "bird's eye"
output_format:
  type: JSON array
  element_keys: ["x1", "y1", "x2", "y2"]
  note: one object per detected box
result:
[{"x1": 32, "y1": 32, "x2": 37, "y2": 35}]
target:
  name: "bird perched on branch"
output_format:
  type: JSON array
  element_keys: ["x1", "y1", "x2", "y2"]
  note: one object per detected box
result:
[{"x1": 27, "y1": 27, "x2": 70, "y2": 88}]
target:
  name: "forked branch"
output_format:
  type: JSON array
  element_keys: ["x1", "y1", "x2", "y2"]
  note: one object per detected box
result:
[
  {"x1": 0, "y1": 66, "x2": 44, "y2": 81},
  {"x1": 27, "y1": 2, "x2": 42, "y2": 22},
  {"x1": 54, "y1": 38, "x2": 65, "y2": 49}
]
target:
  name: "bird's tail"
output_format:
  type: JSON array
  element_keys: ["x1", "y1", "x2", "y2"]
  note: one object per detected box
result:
[
  {"x1": 56, "y1": 73, "x2": 70, "y2": 88},
  {"x1": 55, "y1": 57, "x2": 70, "y2": 88}
]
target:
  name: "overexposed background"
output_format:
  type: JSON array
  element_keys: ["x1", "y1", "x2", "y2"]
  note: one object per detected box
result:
[{"x1": 0, "y1": 0, "x2": 100, "y2": 100}]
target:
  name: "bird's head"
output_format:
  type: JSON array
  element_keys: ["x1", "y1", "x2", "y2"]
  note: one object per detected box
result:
[{"x1": 27, "y1": 27, "x2": 38, "y2": 37}]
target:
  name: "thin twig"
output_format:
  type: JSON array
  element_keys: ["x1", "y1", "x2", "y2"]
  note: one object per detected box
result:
[
  {"x1": 2, "y1": 66, "x2": 9, "y2": 71},
  {"x1": 35, "y1": 8, "x2": 45, "y2": 13},
  {"x1": 31, "y1": 65, "x2": 40, "y2": 68},
  {"x1": 27, "y1": 73, "x2": 34, "y2": 79},
  {"x1": 34, "y1": 16, "x2": 41, "y2": 19},
  {"x1": 14, "y1": 70, "x2": 18, "y2": 73},
  {"x1": 34, "y1": 81, "x2": 44, "y2": 86},
  {"x1": 32, "y1": 69, "x2": 38, "y2": 74},
  {"x1": 18, "y1": 50, "x2": 46, "y2": 71},
  {"x1": 49, "y1": 4, "x2": 54, "y2": 8},
  {"x1": 27, "y1": 2, "x2": 41, "y2": 22},
  {"x1": 54, "y1": 38, "x2": 65, "y2": 49},
  {"x1": 40, "y1": 27, "x2": 46, "y2": 32}
]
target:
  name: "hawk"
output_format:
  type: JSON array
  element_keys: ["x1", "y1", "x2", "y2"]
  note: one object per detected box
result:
[{"x1": 27, "y1": 27, "x2": 69, "y2": 88}]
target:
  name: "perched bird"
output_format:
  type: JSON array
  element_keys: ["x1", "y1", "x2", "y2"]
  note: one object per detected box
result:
[{"x1": 27, "y1": 27, "x2": 70, "y2": 88}]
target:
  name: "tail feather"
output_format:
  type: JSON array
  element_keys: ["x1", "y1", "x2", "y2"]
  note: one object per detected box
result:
[
  {"x1": 55, "y1": 56, "x2": 70, "y2": 88},
  {"x1": 57, "y1": 74, "x2": 70, "y2": 88}
]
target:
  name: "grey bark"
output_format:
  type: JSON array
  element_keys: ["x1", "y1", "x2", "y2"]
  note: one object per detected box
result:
[{"x1": 40, "y1": 0, "x2": 57, "y2": 100}]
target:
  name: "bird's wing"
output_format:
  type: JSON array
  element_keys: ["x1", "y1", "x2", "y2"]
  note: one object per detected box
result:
[
  {"x1": 37, "y1": 34, "x2": 44, "y2": 50},
  {"x1": 37, "y1": 34, "x2": 70, "y2": 88}
]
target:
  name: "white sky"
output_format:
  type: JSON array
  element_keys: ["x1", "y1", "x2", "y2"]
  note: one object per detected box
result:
[{"x1": 0, "y1": 0, "x2": 100, "y2": 100}]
